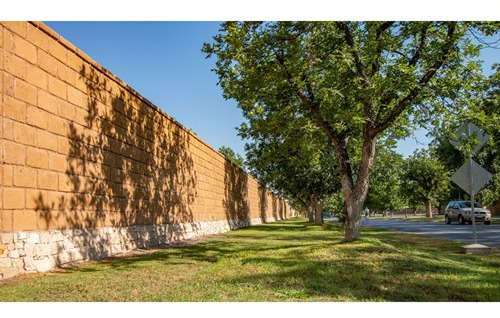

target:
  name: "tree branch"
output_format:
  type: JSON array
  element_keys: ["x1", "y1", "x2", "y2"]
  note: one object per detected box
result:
[
  {"x1": 336, "y1": 22, "x2": 369, "y2": 87},
  {"x1": 370, "y1": 21, "x2": 395, "y2": 76},
  {"x1": 353, "y1": 127, "x2": 377, "y2": 200},
  {"x1": 374, "y1": 23, "x2": 429, "y2": 125},
  {"x1": 393, "y1": 50, "x2": 408, "y2": 58},
  {"x1": 337, "y1": 22, "x2": 377, "y2": 123},
  {"x1": 409, "y1": 23, "x2": 430, "y2": 67},
  {"x1": 273, "y1": 50, "x2": 355, "y2": 192},
  {"x1": 296, "y1": 196, "x2": 307, "y2": 207},
  {"x1": 371, "y1": 22, "x2": 457, "y2": 137}
]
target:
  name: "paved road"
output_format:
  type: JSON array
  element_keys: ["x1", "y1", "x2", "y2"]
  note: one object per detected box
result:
[{"x1": 360, "y1": 218, "x2": 500, "y2": 247}]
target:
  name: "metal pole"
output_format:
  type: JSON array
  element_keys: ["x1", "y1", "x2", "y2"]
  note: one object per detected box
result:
[
  {"x1": 470, "y1": 167, "x2": 477, "y2": 244},
  {"x1": 468, "y1": 124, "x2": 477, "y2": 244}
]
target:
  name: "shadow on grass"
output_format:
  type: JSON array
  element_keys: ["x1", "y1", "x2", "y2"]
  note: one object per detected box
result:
[
  {"x1": 215, "y1": 220, "x2": 499, "y2": 301},
  {"x1": 63, "y1": 234, "x2": 324, "y2": 274},
  {"x1": 220, "y1": 257, "x2": 499, "y2": 301},
  {"x1": 3, "y1": 218, "x2": 498, "y2": 301},
  {"x1": 218, "y1": 240, "x2": 499, "y2": 300},
  {"x1": 230, "y1": 219, "x2": 332, "y2": 234}
]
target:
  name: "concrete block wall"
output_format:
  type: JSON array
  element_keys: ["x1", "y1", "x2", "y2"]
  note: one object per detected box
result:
[{"x1": 0, "y1": 21, "x2": 290, "y2": 279}]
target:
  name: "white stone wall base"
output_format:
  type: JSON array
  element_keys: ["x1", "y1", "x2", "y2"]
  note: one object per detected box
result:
[{"x1": 0, "y1": 217, "x2": 278, "y2": 279}]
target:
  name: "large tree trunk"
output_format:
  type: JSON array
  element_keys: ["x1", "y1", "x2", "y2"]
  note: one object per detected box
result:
[
  {"x1": 344, "y1": 198, "x2": 363, "y2": 241},
  {"x1": 425, "y1": 200, "x2": 433, "y2": 218},
  {"x1": 314, "y1": 197, "x2": 323, "y2": 225},
  {"x1": 302, "y1": 105, "x2": 376, "y2": 240},
  {"x1": 339, "y1": 133, "x2": 376, "y2": 241}
]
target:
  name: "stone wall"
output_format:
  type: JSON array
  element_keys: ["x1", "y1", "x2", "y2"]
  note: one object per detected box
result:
[{"x1": 0, "y1": 21, "x2": 290, "y2": 279}]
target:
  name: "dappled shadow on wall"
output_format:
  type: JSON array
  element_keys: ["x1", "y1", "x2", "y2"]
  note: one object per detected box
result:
[
  {"x1": 34, "y1": 64, "x2": 198, "y2": 255},
  {"x1": 223, "y1": 161, "x2": 250, "y2": 229},
  {"x1": 258, "y1": 185, "x2": 267, "y2": 223}
]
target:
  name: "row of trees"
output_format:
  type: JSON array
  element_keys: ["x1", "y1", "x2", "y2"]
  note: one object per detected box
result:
[
  {"x1": 220, "y1": 119, "x2": 497, "y2": 225},
  {"x1": 205, "y1": 21, "x2": 499, "y2": 240}
]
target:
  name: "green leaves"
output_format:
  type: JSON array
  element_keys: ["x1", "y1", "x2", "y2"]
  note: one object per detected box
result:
[
  {"x1": 203, "y1": 21, "x2": 491, "y2": 154},
  {"x1": 402, "y1": 149, "x2": 450, "y2": 207},
  {"x1": 428, "y1": 66, "x2": 498, "y2": 206},
  {"x1": 366, "y1": 142, "x2": 406, "y2": 212},
  {"x1": 203, "y1": 21, "x2": 497, "y2": 238},
  {"x1": 219, "y1": 146, "x2": 246, "y2": 170}
]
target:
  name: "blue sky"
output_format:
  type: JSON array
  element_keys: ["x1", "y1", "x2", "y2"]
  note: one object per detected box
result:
[
  {"x1": 45, "y1": 22, "x2": 498, "y2": 159},
  {"x1": 45, "y1": 21, "x2": 244, "y2": 155}
]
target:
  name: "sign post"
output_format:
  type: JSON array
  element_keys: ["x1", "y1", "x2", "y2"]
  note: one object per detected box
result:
[
  {"x1": 469, "y1": 150, "x2": 477, "y2": 244},
  {"x1": 450, "y1": 123, "x2": 492, "y2": 247}
]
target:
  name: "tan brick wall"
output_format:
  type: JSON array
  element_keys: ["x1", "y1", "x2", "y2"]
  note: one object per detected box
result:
[{"x1": 1, "y1": 21, "x2": 290, "y2": 234}]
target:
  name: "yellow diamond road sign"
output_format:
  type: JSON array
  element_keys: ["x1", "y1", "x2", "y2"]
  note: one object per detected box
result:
[{"x1": 451, "y1": 159, "x2": 492, "y2": 196}]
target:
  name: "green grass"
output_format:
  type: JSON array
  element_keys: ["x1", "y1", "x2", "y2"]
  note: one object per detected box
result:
[{"x1": 1, "y1": 218, "x2": 499, "y2": 301}]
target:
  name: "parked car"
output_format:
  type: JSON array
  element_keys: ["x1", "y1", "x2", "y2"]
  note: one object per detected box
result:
[{"x1": 444, "y1": 201, "x2": 491, "y2": 225}]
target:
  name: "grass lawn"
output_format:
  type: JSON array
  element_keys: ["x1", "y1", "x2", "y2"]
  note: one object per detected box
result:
[{"x1": 0, "y1": 218, "x2": 498, "y2": 301}]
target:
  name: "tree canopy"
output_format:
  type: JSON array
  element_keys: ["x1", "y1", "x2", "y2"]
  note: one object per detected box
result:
[
  {"x1": 204, "y1": 21, "x2": 498, "y2": 240},
  {"x1": 365, "y1": 140, "x2": 406, "y2": 213},
  {"x1": 429, "y1": 65, "x2": 499, "y2": 207},
  {"x1": 219, "y1": 145, "x2": 246, "y2": 169},
  {"x1": 401, "y1": 150, "x2": 450, "y2": 217},
  {"x1": 245, "y1": 120, "x2": 340, "y2": 224}
]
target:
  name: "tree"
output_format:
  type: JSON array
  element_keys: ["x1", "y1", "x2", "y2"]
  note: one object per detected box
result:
[
  {"x1": 429, "y1": 65, "x2": 499, "y2": 207},
  {"x1": 204, "y1": 22, "x2": 497, "y2": 240},
  {"x1": 365, "y1": 141, "x2": 406, "y2": 213},
  {"x1": 427, "y1": 140, "x2": 465, "y2": 210},
  {"x1": 401, "y1": 150, "x2": 450, "y2": 217},
  {"x1": 219, "y1": 145, "x2": 246, "y2": 169},
  {"x1": 470, "y1": 66, "x2": 499, "y2": 206},
  {"x1": 245, "y1": 115, "x2": 340, "y2": 225},
  {"x1": 323, "y1": 191, "x2": 347, "y2": 224}
]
